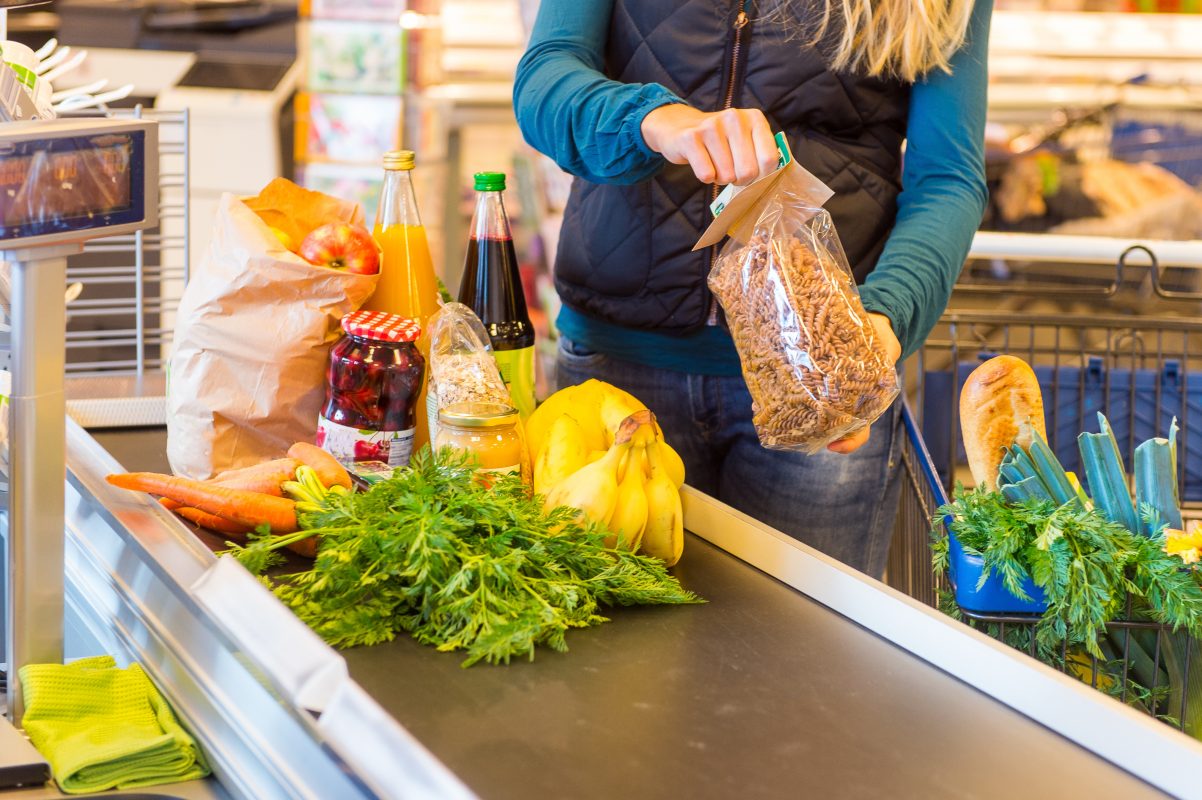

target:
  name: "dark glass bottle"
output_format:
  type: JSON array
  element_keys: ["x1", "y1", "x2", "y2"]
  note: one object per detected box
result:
[{"x1": 457, "y1": 171, "x2": 535, "y2": 418}]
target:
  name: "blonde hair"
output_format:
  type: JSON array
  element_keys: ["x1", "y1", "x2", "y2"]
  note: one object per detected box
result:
[{"x1": 767, "y1": 0, "x2": 976, "y2": 83}]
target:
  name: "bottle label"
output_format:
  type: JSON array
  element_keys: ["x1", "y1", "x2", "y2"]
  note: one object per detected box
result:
[
  {"x1": 316, "y1": 417, "x2": 415, "y2": 469},
  {"x1": 347, "y1": 460, "x2": 397, "y2": 486},
  {"x1": 427, "y1": 390, "x2": 440, "y2": 453},
  {"x1": 492, "y1": 346, "x2": 535, "y2": 418}
]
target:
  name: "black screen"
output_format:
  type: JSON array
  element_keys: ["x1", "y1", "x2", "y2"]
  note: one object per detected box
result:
[
  {"x1": 177, "y1": 59, "x2": 289, "y2": 92},
  {"x1": 0, "y1": 130, "x2": 145, "y2": 241}
]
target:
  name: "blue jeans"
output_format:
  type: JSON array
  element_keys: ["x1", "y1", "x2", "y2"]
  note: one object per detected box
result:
[{"x1": 556, "y1": 338, "x2": 903, "y2": 578}]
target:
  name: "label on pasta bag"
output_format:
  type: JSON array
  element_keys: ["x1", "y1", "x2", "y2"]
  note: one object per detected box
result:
[
  {"x1": 710, "y1": 131, "x2": 793, "y2": 218},
  {"x1": 316, "y1": 417, "x2": 415, "y2": 469},
  {"x1": 695, "y1": 132, "x2": 833, "y2": 252}
]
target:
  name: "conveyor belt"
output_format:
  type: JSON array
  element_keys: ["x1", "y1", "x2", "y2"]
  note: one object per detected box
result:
[
  {"x1": 342, "y1": 532, "x2": 1163, "y2": 800},
  {"x1": 91, "y1": 427, "x2": 1168, "y2": 799}
]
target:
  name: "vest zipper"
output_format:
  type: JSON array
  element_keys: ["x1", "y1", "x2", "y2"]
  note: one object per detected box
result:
[{"x1": 707, "y1": 2, "x2": 750, "y2": 326}]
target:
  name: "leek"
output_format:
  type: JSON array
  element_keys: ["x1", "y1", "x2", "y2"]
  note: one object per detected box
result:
[
  {"x1": 1134, "y1": 418, "x2": 1183, "y2": 536},
  {"x1": 1029, "y1": 433, "x2": 1078, "y2": 507},
  {"x1": 1078, "y1": 413, "x2": 1140, "y2": 535},
  {"x1": 1001, "y1": 475, "x2": 1053, "y2": 505}
]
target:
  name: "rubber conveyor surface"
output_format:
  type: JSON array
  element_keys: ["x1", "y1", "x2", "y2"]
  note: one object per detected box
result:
[{"x1": 92, "y1": 428, "x2": 1164, "y2": 800}]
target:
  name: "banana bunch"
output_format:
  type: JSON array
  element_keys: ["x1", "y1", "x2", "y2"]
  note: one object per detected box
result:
[
  {"x1": 282, "y1": 465, "x2": 350, "y2": 514},
  {"x1": 529, "y1": 379, "x2": 685, "y2": 491},
  {"x1": 536, "y1": 386, "x2": 685, "y2": 567}
]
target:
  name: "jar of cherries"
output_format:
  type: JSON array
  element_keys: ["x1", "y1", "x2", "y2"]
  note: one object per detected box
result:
[{"x1": 317, "y1": 310, "x2": 425, "y2": 469}]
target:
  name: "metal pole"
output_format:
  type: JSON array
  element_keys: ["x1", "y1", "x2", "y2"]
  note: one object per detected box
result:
[{"x1": 5, "y1": 246, "x2": 74, "y2": 722}]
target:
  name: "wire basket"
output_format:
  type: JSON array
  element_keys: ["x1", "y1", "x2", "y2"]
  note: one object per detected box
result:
[{"x1": 885, "y1": 260, "x2": 1202, "y2": 732}]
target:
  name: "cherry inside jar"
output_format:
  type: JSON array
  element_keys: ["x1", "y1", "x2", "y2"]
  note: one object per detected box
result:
[{"x1": 317, "y1": 311, "x2": 425, "y2": 468}]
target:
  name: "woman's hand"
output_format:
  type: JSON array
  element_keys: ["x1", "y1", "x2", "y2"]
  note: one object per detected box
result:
[
  {"x1": 827, "y1": 313, "x2": 903, "y2": 455},
  {"x1": 641, "y1": 104, "x2": 779, "y2": 186}
]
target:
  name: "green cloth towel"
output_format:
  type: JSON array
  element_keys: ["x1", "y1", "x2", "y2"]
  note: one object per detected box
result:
[{"x1": 19, "y1": 655, "x2": 210, "y2": 795}]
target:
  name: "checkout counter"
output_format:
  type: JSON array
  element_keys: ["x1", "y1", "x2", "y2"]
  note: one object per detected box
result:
[{"x1": 37, "y1": 418, "x2": 1202, "y2": 800}]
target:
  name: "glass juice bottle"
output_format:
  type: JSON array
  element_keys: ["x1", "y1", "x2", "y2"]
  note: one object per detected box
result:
[
  {"x1": 366, "y1": 150, "x2": 440, "y2": 453},
  {"x1": 457, "y1": 172, "x2": 536, "y2": 418}
]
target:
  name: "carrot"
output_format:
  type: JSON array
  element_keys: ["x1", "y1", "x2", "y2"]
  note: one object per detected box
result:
[
  {"x1": 288, "y1": 442, "x2": 352, "y2": 490},
  {"x1": 181, "y1": 519, "x2": 318, "y2": 558},
  {"x1": 286, "y1": 535, "x2": 318, "y2": 559},
  {"x1": 159, "y1": 497, "x2": 182, "y2": 511},
  {"x1": 211, "y1": 454, "x2": 298, "y2": 480},
  {"x1": 107, "y1": 472, "x2": 298, "y2": 532},
  {"x1": 174, "y1": 506, "x2": 253, "y2": 535},
  {"x1": 211, "y1": 458, "x2": 300, "y2": 485},
  {"x1": 213, "y1": 475, "x2": 286, "y2": 497}
]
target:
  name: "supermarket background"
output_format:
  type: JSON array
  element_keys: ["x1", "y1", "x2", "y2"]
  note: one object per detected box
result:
[
  {"x1": 2, "y1": 4, "x2": 1202, "y2": 797},
  {"x1": 10, "y1": 0, "x2": 1202, "y2": 408}
]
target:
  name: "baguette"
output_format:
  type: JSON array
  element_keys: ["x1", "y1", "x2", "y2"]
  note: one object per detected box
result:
[{"x1": 960, "y1": 356, "x2": 1047, "y2": 490}]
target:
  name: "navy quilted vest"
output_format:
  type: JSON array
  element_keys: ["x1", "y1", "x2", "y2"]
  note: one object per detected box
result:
[{"x1": 555, "y1": 0, "x2": 911, "y2": 333}]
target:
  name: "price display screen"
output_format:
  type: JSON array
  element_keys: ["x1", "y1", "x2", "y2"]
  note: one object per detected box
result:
[{"x1": 0, "y1": 130, "x2": 146, "y2": 241}]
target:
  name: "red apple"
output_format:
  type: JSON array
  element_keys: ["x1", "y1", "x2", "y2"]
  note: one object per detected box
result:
[{"x1": 299, "y1": 223, "x2": 380, "y2": 275}]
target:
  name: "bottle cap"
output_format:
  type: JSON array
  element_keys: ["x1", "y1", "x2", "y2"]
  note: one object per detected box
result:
[
  {"x1": 383, "y1": 150, "x2": 416, "y2": 171},
  {"x1": 473, "y1": 172, "x2": 506, "y2": 192},
  {"x1": 438, "y1": 401, "x2": 519, "y2": 428},
  {"x1": 341, "y1": 310, "x2": 421, "y2": 343}
]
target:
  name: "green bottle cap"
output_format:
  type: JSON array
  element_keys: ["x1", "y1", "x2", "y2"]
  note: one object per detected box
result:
[{"x1": 473, "y1": 172, "x2": 506, "y2": 192}]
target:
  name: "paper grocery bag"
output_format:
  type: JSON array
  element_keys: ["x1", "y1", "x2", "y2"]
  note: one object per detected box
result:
[{"x1": 167, "y1": 180, "x2": 378, "y2": 479}]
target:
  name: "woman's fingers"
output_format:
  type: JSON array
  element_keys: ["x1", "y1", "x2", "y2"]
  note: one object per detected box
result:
[
  {"x1": 827, "y1": 427, "x2": 871, "y2": 455},
  {"x1": 685, "y1": 131, "x2": 717, "y2": 184},
  {"x1": 700, "y1": 121, "x2": 737, "y2": 185},
  {"x1": 720, "y1": 109, "x2": 762, "y2": 185},
  {"x1": 747, "y1": 110, "x2": 780, "y2": 177},
  {"x1": 641, "y1": 104, "x2": 781, "y2": 186}
]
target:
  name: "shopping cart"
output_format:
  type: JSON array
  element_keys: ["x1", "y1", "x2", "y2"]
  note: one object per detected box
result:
[{"x1": 885, "y1": 265, "x2": 1202, "y2": 732}]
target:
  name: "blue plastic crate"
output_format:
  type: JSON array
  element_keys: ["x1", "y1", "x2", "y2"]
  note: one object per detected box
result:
[
  {"x1": 901, "y1": 403, "x2": 1048, "y2": 614},
  {"x1": 922, "y1": 355, "x2": 1202, "y2": 502},
  {"x1": 945, "y1": 518, "x2": 1048, "y2": 614}
]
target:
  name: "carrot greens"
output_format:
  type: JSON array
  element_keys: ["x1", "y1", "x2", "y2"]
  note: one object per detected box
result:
[
  {"x1": 933, "y1": 488, "x2": 1202, "y2": 659},
  {"x1": 226, "y1": 448, "x2": 702, "y2": 665}
]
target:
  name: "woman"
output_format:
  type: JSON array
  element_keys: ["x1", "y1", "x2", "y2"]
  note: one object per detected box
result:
[{"x1": 513, "y1": 0, "x2": 990, "y2": 576}]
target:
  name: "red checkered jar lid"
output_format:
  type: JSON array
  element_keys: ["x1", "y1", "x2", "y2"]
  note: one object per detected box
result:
[{"x1": 340, "y1": 310, "x2": 421, "y2": 343}]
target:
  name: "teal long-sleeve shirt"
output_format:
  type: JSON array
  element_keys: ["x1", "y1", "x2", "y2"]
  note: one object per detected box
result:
[{"x1": 514, "y1": 0, "x2": 992, "y2": 371}]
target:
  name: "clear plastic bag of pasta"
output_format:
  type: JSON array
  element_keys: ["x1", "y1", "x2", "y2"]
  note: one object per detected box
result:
[{"x1": 705, "y1": 163, "x2": 899, "y2": 453}]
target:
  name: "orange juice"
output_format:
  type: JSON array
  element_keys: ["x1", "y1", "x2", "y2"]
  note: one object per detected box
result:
[{"x1": 366, "y1": 151, "x2": 441, "y2": 454}]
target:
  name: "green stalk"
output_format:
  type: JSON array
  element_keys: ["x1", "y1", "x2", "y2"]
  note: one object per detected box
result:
[
  {"x1": 1028, "y1": 433, "x2": 1078, "y2": 507},
  {"x1": 1078, "y1": 413, "x2": 1140, "y2": 535},
  {"x1": 1001, "y1": 475, "x2": 1053, "y2": 505},
  {"x1": 1134, "y1": 418, "x2": 1182, "y2": 536}
]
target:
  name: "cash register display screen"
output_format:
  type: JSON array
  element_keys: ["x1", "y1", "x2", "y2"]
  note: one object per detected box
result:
[{"x1": 0, "y1": 130, "x2": 145, "y2": 241}]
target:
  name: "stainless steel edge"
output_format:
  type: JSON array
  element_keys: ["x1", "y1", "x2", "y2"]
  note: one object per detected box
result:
[
  {"x1": 61, "y1": 508, "x2": 355, "y2": 800},
  {"x1": 681, "y1": 486, "x2": 1202, "y2": 800},
  {"x1": 62, "y1": 417, "x2": 475, "y2": 800},
  {"x1": 63, "y1": 427, "x2": 368, "y2": 799}
]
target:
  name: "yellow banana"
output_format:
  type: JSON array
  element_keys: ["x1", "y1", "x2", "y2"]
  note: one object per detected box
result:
[
  {"x1": 525, "y1": 384, "x2": 581, "y2": 460},
  {"x1": 586, "y1": 449, "x2": 607, "y2": 464},
  {"x1": 640, "y1": 444, "x2": 684, "y2": 566},
  {"x1": 544, "y1": 440, "x2": 627, "y2": 527},
  {"x1": 607, "y1": 448, "x2": 649, "y2": 550},
  {"x1": 655, "y1": 441, "x2": 686, "y2": 488},
  {"x1": 534, "y1": 413, "x2": 589, "y2": 497},
  {"x1": 599, "y1": 392, "x2": 643, "y2": 447}
]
